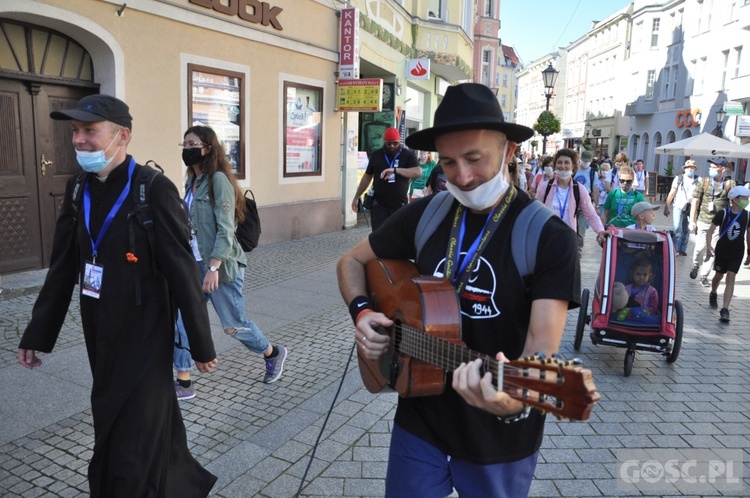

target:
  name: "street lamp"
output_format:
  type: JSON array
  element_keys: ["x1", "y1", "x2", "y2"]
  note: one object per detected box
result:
[
  {"x1": 715, "y1": 108, "x2": 727, "y2": 138},
  {"x1": 585, "y1": 122, "x2": 592, "y2": 139},
  {"x1": 541, "y1": 63, "x2": 559, "y2": 155}
]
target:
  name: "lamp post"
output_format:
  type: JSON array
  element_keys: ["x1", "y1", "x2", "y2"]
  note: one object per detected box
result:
[
  {"x1": 541, "y1": 63, "x2": 559, "y2": 155},
  {"x1": 715, "y1": 108, "x2": 727, "y2": 138}
]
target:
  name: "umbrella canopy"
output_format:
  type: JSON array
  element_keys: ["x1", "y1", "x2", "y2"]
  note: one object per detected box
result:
[{"x1": 654, "y1": 133, "x2": 750, "y2": 158}]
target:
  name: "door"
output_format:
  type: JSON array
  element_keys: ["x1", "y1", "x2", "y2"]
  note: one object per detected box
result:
[{"x1": 0, "y1": 79, "x2": 94, "y2": 273}]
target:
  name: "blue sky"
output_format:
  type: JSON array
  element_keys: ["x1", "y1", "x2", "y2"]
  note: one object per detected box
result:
[{"x1": 499, "y1": 0, "x2": 633, "y2": 64}]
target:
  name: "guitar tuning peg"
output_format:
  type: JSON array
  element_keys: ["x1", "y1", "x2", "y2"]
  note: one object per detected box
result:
[
  {"x1": 534, "y1": 352, "x2": 547, "y2": 359},
  {"x1": 567, "y1": 358, "x2": 583, "y2": 366},
  {"x1": 552, "y1": 353, "x2": 565, "y2": 361}
]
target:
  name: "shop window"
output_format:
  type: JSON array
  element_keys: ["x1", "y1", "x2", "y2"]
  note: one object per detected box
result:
[
  {"x1": 283, "y1": 82, "x2": 323, "y2": 177},
  {"x1": 188, "y1": 64, "x2": 245, "y2": 178}
]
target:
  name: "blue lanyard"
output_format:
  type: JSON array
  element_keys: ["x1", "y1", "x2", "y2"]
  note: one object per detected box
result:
[
  {"x1": 384, "y1": 150, "x2": 401, "y2": 169},
  {"x1": 83, "y1": 158, "x2": 136, "y2": 262},
  {"x1": 617, "y1": 190, "x2": 633, "y2": 215},
  {"x1": 444, "y1": 187, "x2": 517, "y2": 295},
  {"x1": 719, "y1": 208, "x2": 743, "y2": 239},
  {"x1": 454, "y1": 211, "x2": 494, "y2": 279},
  {"x1": 184, "y1": 178, "x2": 196, "y2": 215},
  {"x1": 555, "y1": 183, "x2": 570, "y2": 219}
]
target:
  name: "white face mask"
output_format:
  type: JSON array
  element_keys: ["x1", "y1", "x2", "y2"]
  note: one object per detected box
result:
[
  {"x1": 556, "y1": 170, "x2": 572, "y2": 181},
  {"x1": 445, "y1": 143, "x2": 510, "y2": 212},
  {"x1": 543, "y1": 166, "x2": 554, "y2": 176}
]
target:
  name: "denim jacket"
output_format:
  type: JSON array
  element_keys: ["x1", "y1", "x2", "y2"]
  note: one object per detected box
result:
[{"x1": 187, "y1": 171, "x2": 246, "y2": 283}]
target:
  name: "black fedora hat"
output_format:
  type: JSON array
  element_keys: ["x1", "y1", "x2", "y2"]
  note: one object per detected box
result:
[{"x1": 405, "y1": 83, "x2": 534, "y2": 151}]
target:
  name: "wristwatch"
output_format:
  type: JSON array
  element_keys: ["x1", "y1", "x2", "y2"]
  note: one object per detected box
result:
[{"x1": 209, "y1": 265, "x2": 218, "y2": 272}]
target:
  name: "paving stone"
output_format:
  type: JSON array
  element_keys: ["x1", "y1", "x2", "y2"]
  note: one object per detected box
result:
[{"x1": 2, "y1": 221, "x2": 749, "y2": 497}]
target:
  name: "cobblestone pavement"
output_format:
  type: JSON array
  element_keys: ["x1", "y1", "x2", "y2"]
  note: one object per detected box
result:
[{"x1": 1, "y1": 216, "x2": 748, "y2": 497}]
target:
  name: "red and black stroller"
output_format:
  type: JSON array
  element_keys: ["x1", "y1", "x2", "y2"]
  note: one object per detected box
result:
[{"x1": 575, "y1": 228, "x2": 683, "y2": 376}]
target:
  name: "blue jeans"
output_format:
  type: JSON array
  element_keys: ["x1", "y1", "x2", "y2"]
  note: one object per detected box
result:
[
  {"x1": 385, "y1": 424, "x2": 538, "y2": 498},
  {"x1": 174, "y1": 261, "x2": 271, "y2": 371},
  {"x1": 672, "y1": 205, "x2": 690, "y2": 253}
]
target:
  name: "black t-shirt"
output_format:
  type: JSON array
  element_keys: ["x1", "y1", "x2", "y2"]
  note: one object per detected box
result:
[
  {"x1": 368, "y1": 190, "x2": 581, "y2": 464},
  {"x1": 712, "y1": 207, "x2": 749, "y2": 260},
  {"x1": 366, "y1": 147, "x2": 418, "y2": 208}
]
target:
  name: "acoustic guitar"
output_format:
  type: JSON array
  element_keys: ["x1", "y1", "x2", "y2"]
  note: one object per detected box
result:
[{"x1": 360, "y1": 259, "x2": 600, "y2": 421}]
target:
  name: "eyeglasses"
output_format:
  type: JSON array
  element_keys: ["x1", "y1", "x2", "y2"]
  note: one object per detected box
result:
[
  {"x1": 384, "y1": 141, "x2": 400, "y2": 147},
  {"x1": 178, "y1": 141, "x2": 205, "y2": 149},
  {"x1": 619, "y1": 178, "x2": 633, "y2": 184}
]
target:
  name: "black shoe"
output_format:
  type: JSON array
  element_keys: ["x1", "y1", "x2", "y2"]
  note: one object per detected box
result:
[
  {"x1": 720, "y1": 308, "x2": 730, "y2": 323},
  {"x1": 700, "y1": 276, "x2": 710, "y2": 287},
  {"x1": 689, "y1": 266, "x2": 699, "y2": 279},
  {"x1": 679, "y1": 251, "x2": 688, "y2": 256},
  {"x1": 709, "y1": 292, "x2": 718, "y2": 309}
]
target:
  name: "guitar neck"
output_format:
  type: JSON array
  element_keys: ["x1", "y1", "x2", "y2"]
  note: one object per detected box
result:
[{"x1": 397, "y1": 323, "x2": 504, "y2": 389}]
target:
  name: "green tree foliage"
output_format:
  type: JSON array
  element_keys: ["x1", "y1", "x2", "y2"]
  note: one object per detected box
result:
[{"x1": 533, "y1": 110, "x2": 561, "y2": 137}]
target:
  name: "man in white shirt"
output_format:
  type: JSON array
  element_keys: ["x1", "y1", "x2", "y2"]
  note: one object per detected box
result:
[
  {"x1": 633, "y1": 159, "x2": 647, "y2": 195},
  {"x1": 663, "y1": 160, "x2": 699, "y2": 256}
]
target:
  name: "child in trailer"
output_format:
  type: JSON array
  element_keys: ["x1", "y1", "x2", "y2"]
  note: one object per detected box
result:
[
  {"x1": 612, "y1": 257, "x2": 661, "y2": 324},
  {"x1": 706, "y1": 186, "x2": 750, "y2": 323}
]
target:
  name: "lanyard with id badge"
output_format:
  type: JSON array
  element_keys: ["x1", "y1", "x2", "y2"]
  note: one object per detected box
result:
[{"x1": 81, "y1": 158, "x2": 136, "y2": 299}]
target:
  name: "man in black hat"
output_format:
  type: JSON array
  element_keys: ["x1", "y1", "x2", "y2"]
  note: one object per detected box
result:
[
  {"x1": 337, "y1": 83, "x2": 580, "y2": 496},
  {"x1": 17, "y1": 94, "x2": 219, "y2": 497}
]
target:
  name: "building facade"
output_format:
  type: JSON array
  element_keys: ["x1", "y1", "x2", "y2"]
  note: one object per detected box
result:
[
  {"x1": 498, "y1": 44, "x2": 521, "y2": 123},
  {"x1": 0, "y1": 0, "x2": 475, "y2": 274},
  {"x1": 513, "y1": 0, "x2": 749, "y2": 179},
  {"x1": 625, "y1": 0, "x2": 750, "y2": 180}
]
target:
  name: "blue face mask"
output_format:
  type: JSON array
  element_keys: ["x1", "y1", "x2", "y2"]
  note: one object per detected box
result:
[
  {"x1": 709, "y1": 168, "x2": 719, "y2": 179},
  {"x1": 685, "y1": 170, "x2": 694, "y2": 178},
  {"x1": 76, "y1": 132, "x2": 121, "y2": 173}
]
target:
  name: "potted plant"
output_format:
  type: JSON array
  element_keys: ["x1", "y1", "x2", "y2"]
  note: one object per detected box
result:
[
  {"x1": 664, "y1": 160, "x2": 674, "y2": 177},
  {"x1": 657, "y1": 161, "x2": 675, "y2": 196},
  {"x1": 533, "y1": 111, "x2": 561, "y2": 155}
]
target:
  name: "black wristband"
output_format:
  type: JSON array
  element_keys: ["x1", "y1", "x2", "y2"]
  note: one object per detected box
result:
[{"x1": 348, "y1": 295, "x2": 372, "y2": 323}]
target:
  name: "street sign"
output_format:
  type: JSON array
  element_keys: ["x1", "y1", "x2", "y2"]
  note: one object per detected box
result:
[{"x1": 724, "y1": 101, "x2": 744, "y2": 115}]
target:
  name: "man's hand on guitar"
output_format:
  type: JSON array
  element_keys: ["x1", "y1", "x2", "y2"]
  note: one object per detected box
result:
[
  {"x1": 355, "y1": 311, "x2": 392, "y2": 360},
  {"x1": 452, "y1": 354, "x2": 524, "y2": 417}
]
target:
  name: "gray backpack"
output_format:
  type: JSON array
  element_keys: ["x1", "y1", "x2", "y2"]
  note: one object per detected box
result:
[{"x1": 414, "y1": 191, "x2": 554, "y2": 289}]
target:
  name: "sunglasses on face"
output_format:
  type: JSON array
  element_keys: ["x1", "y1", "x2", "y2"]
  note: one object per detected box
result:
[
  {"x1": 384, "y1": 141, "x2": 400, "y2": 147},
  {"x1": 619, "y1": 178, "x2": 633, "y2": 184}
]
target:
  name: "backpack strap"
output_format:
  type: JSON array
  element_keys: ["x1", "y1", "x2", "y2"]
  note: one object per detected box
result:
[
  {"x1": 415, "y1": 191, "x2": 454, "y2": 260},
  {"x1": 70, "y1": 172, "x2": 88, "y2": 224},
  {"x1": 511, "y1": 200, "x2": 555, "y2": 290},
  {"x1": 127, "y1": 162, "x2": 163, "y2": 304},
  {"x1": 543, "y1": 180, "x2": 553, "y2": 204},
  {"x1": 69, "y1": 172, "x2": 89, "y2": 277}
]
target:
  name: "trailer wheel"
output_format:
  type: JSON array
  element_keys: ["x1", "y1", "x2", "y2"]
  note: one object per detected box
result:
[
  {"x1": 667, "y1": 300, "x2": 683, "y2": 364},
  {"x1": 624, "y1": 349, "x2": 635, "y2": 377},
  {"x1": 574, "y1": 289, "x2": 589, "y2": 351}
]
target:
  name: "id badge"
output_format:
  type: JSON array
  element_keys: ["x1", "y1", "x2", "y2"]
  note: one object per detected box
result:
[
  {"x1": 708, "y1": 201, "x2": 715, "y2": 213},
  {"x1": 82, "y1": 261, "x2": 104, "y2": 299}
]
